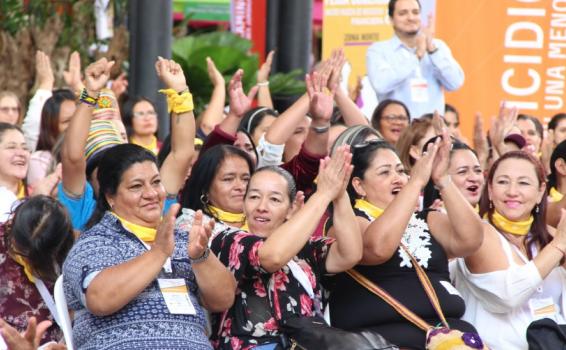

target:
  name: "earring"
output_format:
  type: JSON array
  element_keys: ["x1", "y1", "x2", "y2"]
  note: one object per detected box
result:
[
  {"x1": 535, "y1": 204, "x2": 540, "y2": 214},
  {"x1": 489, "y1": 200, "x2": 493, "y2": 209},
  {"x1": 200, "y1": 193, "x2": 209, "y2": 206}
]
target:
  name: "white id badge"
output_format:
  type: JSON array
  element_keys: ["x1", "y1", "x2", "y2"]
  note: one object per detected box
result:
[
  {"x1": 529, "y1": 297, "x2": 558, "y2": 320},
  {"x1": 410, "y1": 77, "x2": 429, "y2": 103},
  {"x1": 0, "y1": 334, "x2": 7, "y2": 350},
  {"x1": 158, "y1": 278, "x2": 196, "y2": 315}
]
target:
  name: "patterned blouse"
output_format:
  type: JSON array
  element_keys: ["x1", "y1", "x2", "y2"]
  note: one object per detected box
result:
[
  {"x1": 62, "y1": 212, "x2": 213, "y2": 350},
  {"x1": 210, "y1": 230, "x2": 333, "y2": 350},
  {"x1": 0, "y1": 227, "x2": 62, "y2": 344}
]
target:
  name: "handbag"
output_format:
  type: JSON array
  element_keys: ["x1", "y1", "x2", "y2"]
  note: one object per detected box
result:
[
  {"x1": 347, "y1": 244, "x2": 489, "y2": 350},
  {"x1": 270, "y1": 261, "x2": 397, "y2": 350}
]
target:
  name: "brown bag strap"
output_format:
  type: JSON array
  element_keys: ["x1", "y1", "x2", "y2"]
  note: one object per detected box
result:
[{"x1": 346, "y1": 243, "x2": 449, "y2": 332}]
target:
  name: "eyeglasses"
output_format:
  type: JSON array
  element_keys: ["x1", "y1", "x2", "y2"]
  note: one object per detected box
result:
[
  {"x1": 382, "y1": 114, "x2": 409, "y2": 123},
  {"x1": 0, "y1": 107, "x2": 20, "y2": 114},
  {"x1": 133, "y1": 110, "x2": 157, "y2": 119}
]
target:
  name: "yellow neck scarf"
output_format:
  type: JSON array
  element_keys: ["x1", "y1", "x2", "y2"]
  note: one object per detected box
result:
[
  {"x1": 17, "y1": 181, "x2": 25, "y2": 199},
  {"x1": 112, "y1": 212, "x2": 157, "y2": 243},
  {"x1": 474, "y1": 204, "x2": 480, "y2": 213},
  {"x1": 12, "y1": 254, "x2": 35, "y2": 282},
  {"x1": 207, "y1": 205, "x2": 246, "y2": 225},
  {"x1": 489, "y1": 210, "x2": 534, "y2": 236},
  {"x1": 354, "y1": 199, "x2": 384, "y2": 220},
  {"x1": 132, "y1": 135, "x2": 158, "y2": 155},
  {"x1": 549, "y1": 187, "x2": 564, "y2": 203}
]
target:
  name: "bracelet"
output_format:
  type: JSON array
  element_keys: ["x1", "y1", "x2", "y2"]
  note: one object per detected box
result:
[
  {"x1": 189, "y1": 247, "x2": 210, "y2": 264},
  {"x1": 257, "y1": 81, "x2": 269, "y2": 87},
  {"x1": 159, "y1": 88, "x2": 194, "y2": 114},
  {"x1": 310, "y1": 124, "x2": 330, "y2": 134},
  {"x1": 78, "y1": 88, "x2": 98, "y2": 107}
]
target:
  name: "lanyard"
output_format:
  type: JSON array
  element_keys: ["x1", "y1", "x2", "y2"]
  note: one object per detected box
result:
[
  {"x1": 287, "y1": 260, "x2": 322, "y2": 316},
  {"x1": 34, "y1": 278, "x2": 62, "y2": 328}
]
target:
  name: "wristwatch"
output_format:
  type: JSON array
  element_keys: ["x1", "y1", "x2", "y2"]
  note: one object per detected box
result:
[{"x1": 190, "y1": 247, "x2": 210, "y2": 264}]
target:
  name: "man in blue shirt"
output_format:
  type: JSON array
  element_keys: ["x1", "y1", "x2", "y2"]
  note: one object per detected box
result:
[{"x1": 367, "y1": 0, "x2": 464, "y2": 119}]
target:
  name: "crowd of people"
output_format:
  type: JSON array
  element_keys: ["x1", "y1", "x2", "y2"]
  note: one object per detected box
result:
[{"x1": 1, "y1": 0, "x2": 566, "y2": 349}]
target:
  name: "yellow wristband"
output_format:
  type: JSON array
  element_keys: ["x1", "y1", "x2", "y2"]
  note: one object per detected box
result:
[{"x1": 158, "y1": 88, "x2": 194, "y2": 114}]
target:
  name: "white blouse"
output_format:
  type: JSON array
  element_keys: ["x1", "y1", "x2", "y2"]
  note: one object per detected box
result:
[{"x1": 450, "y1": 234, "x2": 566, "y2": 350}]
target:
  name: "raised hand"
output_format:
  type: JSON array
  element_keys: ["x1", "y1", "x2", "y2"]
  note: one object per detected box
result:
[
  {"x1": 206, "y1": 57, "x2": 225, "y2": 88},
  {"x1": 423, "y1": 14, "x2": 436, "y2": 51},
  {"x1": 410, "y1": 137, "x2": 440, "y2": 188},
  {"x1": 431, "y1": 110, "x2": 444, "y2": 135},
  {"x1": 288, "y1": 191, "x2": 306, "y2": 218},
  {"x1": 305, "y1": 71, "x2": 335, "y2": 122},
  {"x1": 316, "y1": 145, "x2": 354, "y2": 201},
  {"x1": 111, "y1": 72, "x2": 128, "y2": 99},
  {"x1": 153, "y1": 203, "x2": 180, "y2": 259},
  {"x1": 327, "y1": 48, "x2": 346, "y2": 90},
  {"x1": 35, "y1": 50, "x2": 54, "y2": 91},
  {"x1": 84, "y1": 57, "x2": 115, "y2": 95},
  {"x1": 552, "y1": 209, "x2": 566, "y2": 260},
  {"x1": 431, "y1": 129, "x2": 452, "y2": 189},
  {"x1": 257, "y1": 50, "x2": 275, "y2": 84},
  {"x1": 0, "y1": 317, "x2": 54, "y2": 350},
  {"x1": 188, "y1": 210, "x2": 214, "y2": 260},
  {"x1": 473, "y1": 112, "x2": 489, "y2": 168},
  {"x1": 63, "y1": 51, "x2": 84, "y2": 93},
  {"x1": 155, "y1": 56, "x2": 188, "y2": 93},
  {"x1": 228, "y1": 69, "x2": 258, "y2": 118}
]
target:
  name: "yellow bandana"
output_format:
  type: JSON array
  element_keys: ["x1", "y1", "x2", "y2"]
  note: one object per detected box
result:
[
  {"x1": 549, "y1": 187, "x2": 564, "y2": 203},
  {"x1": 158, "y1": 88, "x2": 194, "y2": 114},
  {"x1": 354, "y1": 199, "x2": 384, "y2": 220},
  {"x1": 489, "y1": 210, "x2": 533, "y2": 236},
  {"x1": 207, "y1": 205, "x2": 246, "y2": 225},
  {"x1": 474, "y1": 205, "x2": 480, "y2": 213},
  {"x1": 12, "y1": 254, "x2": 35, "y2": 282},
  {"x1": 132, "y1": 135, "x2": 158, "y2": 155},
  {"x1": 112, "y1": 212, "x2": 157, "y2": 243}
]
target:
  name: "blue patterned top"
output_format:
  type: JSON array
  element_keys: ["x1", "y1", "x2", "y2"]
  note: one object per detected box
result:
[{"x1": 62, "y1": 212, "x2": 213, "y2": 350}]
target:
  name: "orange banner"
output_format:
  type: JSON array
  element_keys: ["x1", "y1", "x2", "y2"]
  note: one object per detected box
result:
[{"x1": 437, "y1": 0, "x2": 566, "y2": 139}]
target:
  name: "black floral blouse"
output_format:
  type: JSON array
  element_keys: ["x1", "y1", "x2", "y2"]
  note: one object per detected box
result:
[{"x1": 210, "y1": 230, "x2": 333, "y2": 350}]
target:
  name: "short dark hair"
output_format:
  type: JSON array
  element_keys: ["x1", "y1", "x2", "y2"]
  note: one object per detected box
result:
[
  {"x1": 388, "y1": 0, "x2": 421, "y2": 17},
  {"x1": 548, "y1": 139, "x2": 566, "y2": 190},
  {"x1": 86, "y1": 143, "x2": 157, "y2": 228},
  {"x1": 4, "y1": 195, "x2": 74, "y2": 282},
  {"x1": 444, "y1": 103, "x2": 459, "y2": 123},
  {"x1": 371, "y1": 99, "x2": 411, "y2": 132},
  {"x1": 36, "y1": 89, "x2": 75, "y2": 151},
  {"x1": 517, "y1": 114, "x2": 543, "y2": 139},
  {"x1": 239, "y1": 107, "x2": 278, "y2": 135},
  {"x1": 548, "y1": 113, "x2": 566, "y2": 131},
  {"x1": 180, "y1": 145, "x2": 254, "y2": 219}
]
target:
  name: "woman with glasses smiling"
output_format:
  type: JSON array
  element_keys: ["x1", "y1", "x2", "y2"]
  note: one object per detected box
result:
[
  {"x1": 370, "y1": 99, "x2": 411, "y2": 145},
  {"x1": 122, "y1": 96, "x2": 161, "y2": 155}
]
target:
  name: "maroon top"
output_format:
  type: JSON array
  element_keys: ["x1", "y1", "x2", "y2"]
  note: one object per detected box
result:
[
  {"x1": 0, "y1": 227, "x2": 62, "y2": 344},
  {"x1": 202, "y1": 125, "x2": 323, "y2": 193}
]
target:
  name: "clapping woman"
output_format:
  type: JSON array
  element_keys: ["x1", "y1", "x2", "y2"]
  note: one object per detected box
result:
[{"x1": 63, "y1": 144, "x2": 236, "y2": 350}]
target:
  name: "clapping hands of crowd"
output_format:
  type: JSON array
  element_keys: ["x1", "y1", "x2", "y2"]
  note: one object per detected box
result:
[
  {"x1": 257, "y1": 50, "x2": 275, "y2": 85},
  {"x1": 153, "y1": 204, "x2": 181, "y2": 260},
  {"x1": 488, "y1": 101, "x2": 519, "y2": 156},
  {"x1": 228, "y1": 69, "x2": 259, "y2": 118},
  {"x1": 306, "y1": 69, "x2": 335, "y2": 124},
  {"x1": 206, "y1": 57, "x2": 225, "y2": 89},
  {"x1": 155, "y1": 57, "x2": 189, "y2": 93},
  {"x1": 416, "y1": 14, "x2": 436, "y2": 59},
  {"x1": 35, "y1": 51, "x2": 54, "y2": 91},
  {"x1": 188, "y1": 210, "x2": 215, "y2": 260},
  {"x1": 0, "y1": 317, "x2": 66, "y2": 350},
  {"x1": 63, "y1": 51, "x2": 84, "y2": 93},
  {"x1": 316, "y1": 145, "x2": 353, "y2": 202}
]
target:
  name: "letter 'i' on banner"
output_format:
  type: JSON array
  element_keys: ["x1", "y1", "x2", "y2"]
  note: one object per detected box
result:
[{"x1": 436, "y1": 0, "x2": 566, "y2": 139}]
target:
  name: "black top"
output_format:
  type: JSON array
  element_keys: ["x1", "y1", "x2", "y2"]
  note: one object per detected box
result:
[{"x1": 329, "y1": 210, "x2": 466, "y2": 330}]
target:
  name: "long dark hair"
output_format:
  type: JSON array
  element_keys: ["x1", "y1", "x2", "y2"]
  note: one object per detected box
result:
[
  {"x1": 347, "y1": 140, "x2": 397, "y2": 206},
  {"x1": 179, "y1": 145, "x2": 253, "y2": 218},
  {"x1": 548, "y1": 139, "x2": 566, "y2": 191},
  {"x1": 4, "y1": 195, "x2": 74, "y2": 282},
  {"x1": 36, "y1": 89, "x2": 75, "y2": 151},
  {"x1": 86, "y1": 143, "x2": 157, "y2": 229},
  {"x1": 479, "y1": 151, "x2": 550, "y2": 259}
]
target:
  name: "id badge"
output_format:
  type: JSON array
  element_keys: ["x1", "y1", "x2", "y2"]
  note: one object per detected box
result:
[
  {"x1": 529, "y1": 297, "x2": 558, "y2": 320},
  {"x1": 158, "y1": 278, "x2": 196, "y2": 315},
  {"x1": 410, "y1": 78, "x2": 429, "y2": 103}
]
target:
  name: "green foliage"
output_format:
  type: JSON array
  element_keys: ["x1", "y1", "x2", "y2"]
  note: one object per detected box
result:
[{"x1": 172, "y1": 31, "x2": 305, "y2": 114}]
